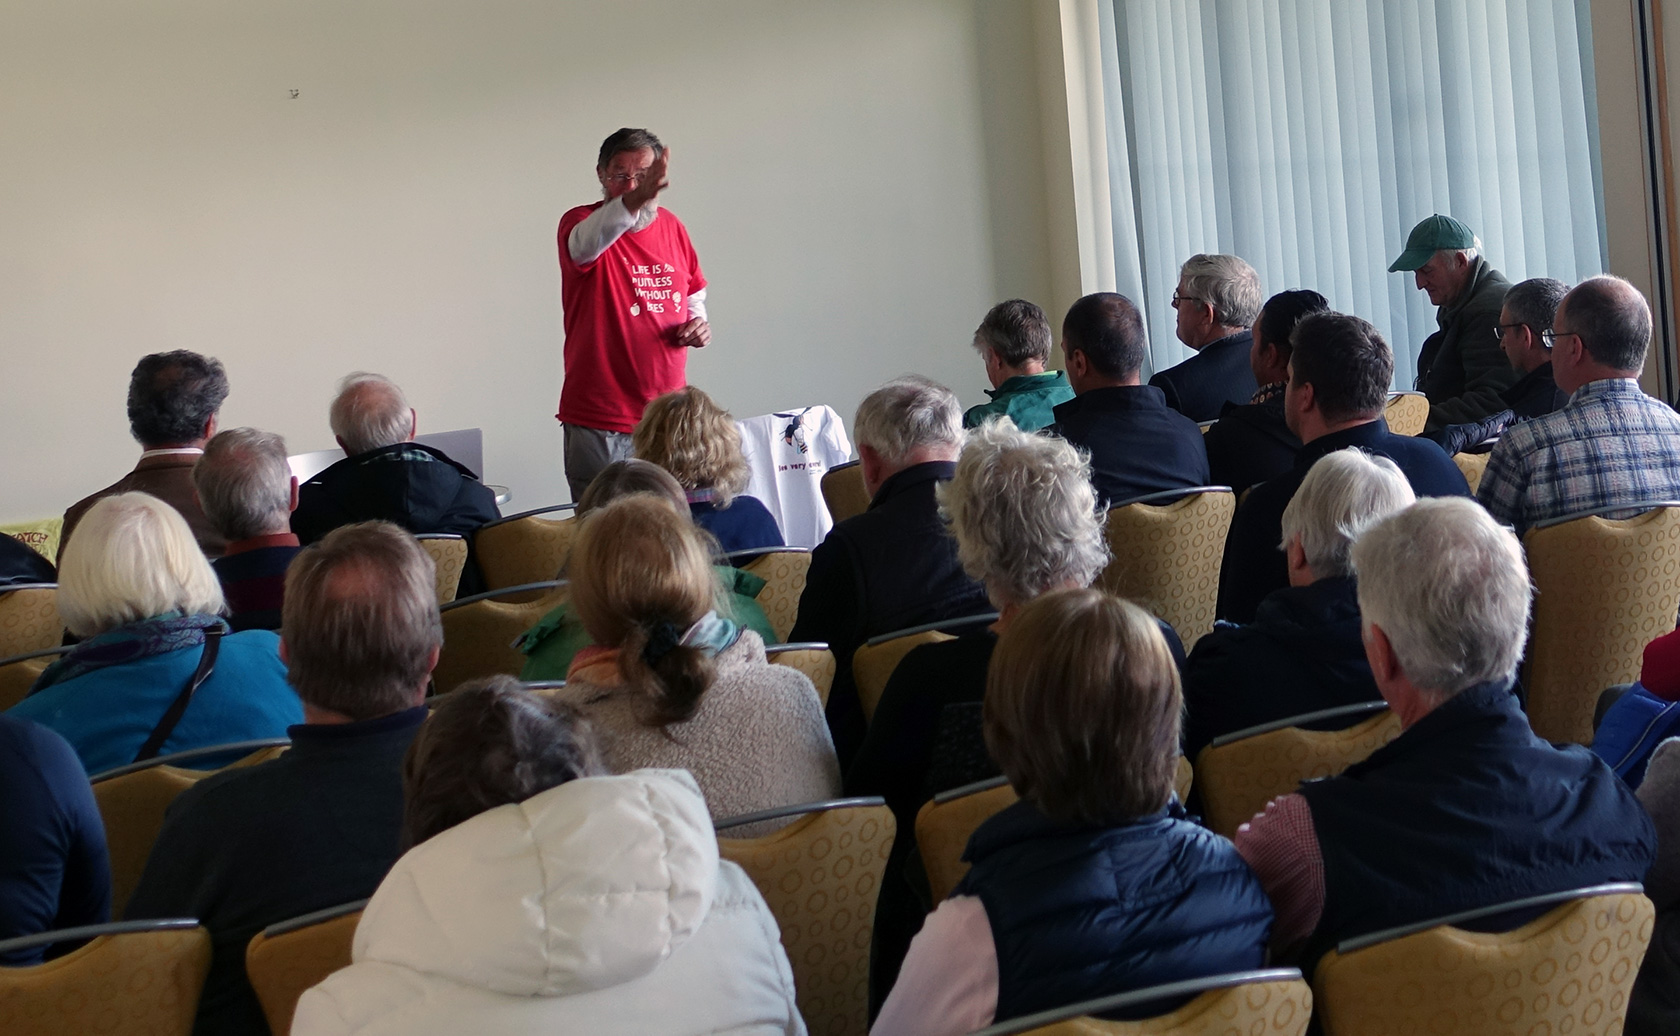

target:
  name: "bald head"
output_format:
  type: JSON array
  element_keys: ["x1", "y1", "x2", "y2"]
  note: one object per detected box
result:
[
  {"x1": 1553, "y1": 276, "x2": 1652, "y2": 393},
  {"x1": 330, "y1": 373, "x2": 415, "y2": 457},
  {"x1": 1062, "y1": 292, "x2": 1148, "y2": 391}
]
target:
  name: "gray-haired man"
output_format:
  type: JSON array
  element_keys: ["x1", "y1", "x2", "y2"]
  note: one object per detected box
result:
[
  {"x1": 193, "y1": 428, "x2": 301, "y2": 631},
  {"x1": 1150, "y1": 253, "x2": 1264, "y2": 421}
]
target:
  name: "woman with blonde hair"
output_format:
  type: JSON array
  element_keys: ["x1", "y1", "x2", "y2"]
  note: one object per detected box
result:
[
  {"x1": 7, "y1": 493, "x2": 299, "y2": 773},
  {"x1": 632, "y1": 386, "x2": 784, "y2": 553},
  {"x1": 546, "y1": 495, "x2": 837, "y2": 830},
  {"x1": 873, "y1": 589, "x2": 1271, "y2": 1035}
]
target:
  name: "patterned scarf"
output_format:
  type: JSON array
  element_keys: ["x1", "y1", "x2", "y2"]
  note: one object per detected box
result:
[
  {"x1": 1251, "y1": 381, "x2": 1287, "y2": 405},
  {"x1": 566, "y1": 611, "x2": 742, "y2": 685},
  {"x1": 30, "y1": 612, "x2": 229, "y2": 696}
]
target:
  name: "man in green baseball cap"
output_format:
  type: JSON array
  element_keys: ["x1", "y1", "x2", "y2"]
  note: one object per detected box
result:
[{"x1": 1390, "y1": 214, "x2": 1514, "y2": 432}]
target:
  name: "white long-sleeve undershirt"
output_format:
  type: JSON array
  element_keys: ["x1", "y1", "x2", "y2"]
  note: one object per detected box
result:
[{"x1": 567, "y1": 197, "x2": 708, "y2": 321}]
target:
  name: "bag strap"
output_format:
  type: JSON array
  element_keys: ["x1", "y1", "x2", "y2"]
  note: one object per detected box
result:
[{"x1": 132, "y1": 628, "x2": 223, "y2": 764}]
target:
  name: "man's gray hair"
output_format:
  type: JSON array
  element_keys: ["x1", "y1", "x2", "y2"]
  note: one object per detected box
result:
[
  {"x1": 1565, "y1": 274, "x2": 1653, "y2": 372},
  {"x1": 194, "y1": 428, "x2": 293, "y2": 542},
  {"x1": 1179, "y1": 253, "x2": 1263, "y2": 328},
  {"x1": 939, "y1": 420, "x2": 1110, "y2": 608},
  {"x1": 330, "y1": 373, "x2": 413, "y2": 456},
  {"x1": 853, "y1": 376, "x2": 964, "y2": 466},
  {"x1": 1351, "y1": 498, "x2": 1532, "y2": 700},
  {"x1": 1433, "y1": 244, "x2": 1482, "y2": 266},
  {"x1": 1280, "y1": 449, "x2": 1415, "y2": 579},
  {"x1": 1503, "y1": 277, "x2": 1568, "y2": 336},
  {"x1": 973, "y1": 299, "x2": 1053, "y2": 368}
]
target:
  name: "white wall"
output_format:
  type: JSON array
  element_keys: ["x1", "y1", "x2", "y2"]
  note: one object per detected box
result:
[{"x1": 0, "y1": 0, "x2": 1051, "y2": 522}]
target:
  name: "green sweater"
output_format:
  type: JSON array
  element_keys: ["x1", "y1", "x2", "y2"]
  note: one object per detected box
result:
[
  {"x1": 515, "y1": 565, "x2": 778, "y2": 682},
  {"x1": 962, "y1": 371, "x2": 1075, "y2": 432}
]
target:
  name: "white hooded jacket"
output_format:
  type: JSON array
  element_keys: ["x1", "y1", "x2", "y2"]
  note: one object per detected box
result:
[{"x1": 291, "y1": 769, "x2": 806, "y2": 1035}]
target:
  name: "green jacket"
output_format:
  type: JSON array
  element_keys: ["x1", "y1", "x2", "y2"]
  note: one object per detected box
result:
[
  {"x1": 515, "y1": 565, "x2": 778, "y2": 682},
  {"x1": 1417, "y1": 258, "x2": 1515, "y2": 431},
  {"x1": 963, "y1": 371, "x2": 1075, "y2": 432}
]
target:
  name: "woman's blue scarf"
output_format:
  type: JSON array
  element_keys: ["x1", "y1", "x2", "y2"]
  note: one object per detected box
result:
[{"x1": 30, "y1": 612, "x2": 229, "y2": 696}]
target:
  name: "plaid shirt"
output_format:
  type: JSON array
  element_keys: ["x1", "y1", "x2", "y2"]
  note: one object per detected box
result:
[{"x1": 1477, "y1": 378, "x2": 1680, "y2": 535}]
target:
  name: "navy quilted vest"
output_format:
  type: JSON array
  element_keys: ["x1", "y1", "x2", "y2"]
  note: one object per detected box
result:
[
  {"x1": 1299, "y1": 681, "x2": 1656, "y2": 971},
  {"x1": 955, "y1": 799, "x2": 1272, "y2": 1024}
]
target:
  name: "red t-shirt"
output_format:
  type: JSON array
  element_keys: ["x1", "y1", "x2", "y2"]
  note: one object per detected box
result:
[{"x1": 555, "y1": 204, "x2": 708, "y2": 433}]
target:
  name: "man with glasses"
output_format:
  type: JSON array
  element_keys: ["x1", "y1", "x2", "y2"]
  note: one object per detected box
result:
[
  {"x1": 1151, "y1": 253, "x2": 1263, "y2": 421},
  {"x1": 1492, "y1": 277, "x2": 1571, "y2": 421},
  {"x1": 1389, "y1": 214, "x2": 1514, "y2": 432},
  {"x1": 556, "y1": 127, "x2": 710, "y2": 500},
  {"x1": 1478, "y1": 275, "x2": 1680, "y2": 535}
]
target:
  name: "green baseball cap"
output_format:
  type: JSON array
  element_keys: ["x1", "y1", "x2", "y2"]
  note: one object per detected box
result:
[{"x1": 1389, "y1": 214, "x2": 1477, "y2": 272}]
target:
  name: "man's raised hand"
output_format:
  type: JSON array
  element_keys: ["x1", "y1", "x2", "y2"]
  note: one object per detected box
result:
[{"x1": 623, "y1": 148, "x2": 672, "y2": 213}]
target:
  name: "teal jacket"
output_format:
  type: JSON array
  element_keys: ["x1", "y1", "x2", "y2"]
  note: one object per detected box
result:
[{"x1": 963, "y1": 372, "x2": 1075, "y2": 432}]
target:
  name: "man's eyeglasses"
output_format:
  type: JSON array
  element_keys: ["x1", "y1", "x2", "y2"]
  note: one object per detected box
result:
[
  {"x1": 603, "y1": 172, "x2": 649, "y2": 185},
  {"x1": 1492, "y1": 322, "x2": 1527, "y2": 341},
  {"x1": 1539, "y1": 329, "x2": 1578, "y2": 348},
  {"x1": 1171, "y1": 292, "x2": 1204, "y2": 308}
]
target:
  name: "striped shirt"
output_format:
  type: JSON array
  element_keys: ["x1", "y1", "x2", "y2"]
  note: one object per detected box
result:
[{"x1": 1477, "y1": 378, "x2": 1680, "y2": 535}]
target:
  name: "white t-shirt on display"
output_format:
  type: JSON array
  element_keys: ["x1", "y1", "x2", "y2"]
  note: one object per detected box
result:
[{"x1": 736, "y1": 406, "x2": 853, "y2": 548}]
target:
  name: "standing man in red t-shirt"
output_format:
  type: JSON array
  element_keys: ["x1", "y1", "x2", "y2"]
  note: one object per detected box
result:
[{"x1": 556, "y1": 127, "x2": 710, "y2": 500}]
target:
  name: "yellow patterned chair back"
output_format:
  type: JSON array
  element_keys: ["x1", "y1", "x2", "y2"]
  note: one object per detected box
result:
[
  {"x1": 917, "y1": 760, "x2": 1193, "y2": 904},
  {"x1": 766, "y1": 643, "x2": 836, "y2": 707},
  {"x1": 1452, "y1": 451, "x2": 1491, "y2": 494},
  {"x1": 1523, "y1": 504, "x2": 1680, "y2": 743},
  {"x1": 965, "y1": 968, "x2": 1311, "y2": 1036},
  {"x1": 820, "y1": 460, "x2": 870, "y2": 525},
  {"x1": 1194, "y1": 703, "x2": 1400, "y2": 838},
  {"x1": 246, "y1": 899, "x2": 366, "y2": 1036},
  {"x1": 0, "y1": 919, "x2": 211, "y2": 1036},
  {"x1": 92, "y1": 740, "x2": 290, "y2": 917},
  {"x1": 434, "y1": 580, "x2": 569, "y2": 696},
  {"x1": 1098, "y1": 489, "x2": 1235, "y2": 650},
  {"x1": 717, "y1": 797, "x2": 896, "y2": 1036},
  {"x1": 1383, "y1": 391, "x2": 1430, "y2": 436},
  {"x1": 854, "y1": 630, "x2": 951, "y2": 722},
  {"x1": 917, "y1": 776, "x2": 1019, "y2": 902},
  {"x1": 474, "y1": 505, "x2": 579, "y2": 595},
  {"x1": 414, "y1": 534, "x2": 468, "y2": 604},
  {"x1": 1313, "y1": 884, "x2": 1654, "y2": 1036},
  {"x1": 0, "y1": 646, "x2": 64, "y2": 711},
  {"x1": 0, "y1": 583, "x2": 62, "y2": 658},
  {"x1": 734, "y1": 547, "x2": 813, "y2": 643}
]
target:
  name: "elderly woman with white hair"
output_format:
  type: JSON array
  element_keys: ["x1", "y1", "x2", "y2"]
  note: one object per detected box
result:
[
  {"x1": 7, "y1": 493, "x2": 300, "y2": 774},
  {"x1": 1181, "y1": 447, "x2": 1416, "y2": 756}
]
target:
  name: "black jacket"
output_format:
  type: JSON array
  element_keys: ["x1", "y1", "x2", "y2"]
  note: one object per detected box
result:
[
  {"x1": 292, "y1": 442, "x2": 501, "y2": 594},
  {"x1": 1182, "y1": 577, "x2": 1378, "y2": 756},
  {"x1": 1417, "y1": 258, "x2": 1516, "y2": 430},
  {"x1": 787, "y1": 461, "x2": 989, "y2": 765},
  {"x1": 1202, "y1": 397, "x2": 1300, "y2": 494},
  {"x1": 1149, "y1": 330, "x2": 1259, "y2": 422},
  {"x1": 1216, "y1": 419, "x2": 1470, "y2": 624},
  {"x1": 1048, "y1": 386, "x2": 1210, "y2": 507},
  {"x1": 1502, "y1": 361, "x2": 1570, "y2": 421}
]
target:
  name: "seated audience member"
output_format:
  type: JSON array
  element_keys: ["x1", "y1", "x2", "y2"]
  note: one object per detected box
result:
[
  {"x1": 962, "y1": 299, "x2": 1074, "y2": 431},
  {"x1": 1628, "y1": 737, "x2": 1680, "y2": 1035},
  {"x1": 547, "y1": 495, "x2": 838, "y2": 831},
  {"x1": 8, "y1": 493, "x2": 299, "y2": 775},
  {"x1": 1423, "y1": 277, "x2": 1572, "y2": 455},
  {"x1": 1479, "y1": 275, "x2": 1680, "y2": 535},
  {"x1": 61, "y1": 350, "x2": 231, "y2": 561},
  {"x1": 1182, "y1": 449, "x2": 1414, "y2": 756},
  {"x1": 848, "y1": 419, "x2": 1113, "y2": 828},
  {"x1": 1217, "y1": 311, "x2": 1469, "y2": 624},
  {"x1": 192, "y1": 427, "x2": 301, "y2": 631},
  {"x1": 0, "y1": 715, "x2": 109, "y2": 964},
  {"x1": 1388, "y1": 214, "x2": 1515, "y2": 430},
  {"x1": 789, "y1": 376, "x2": 989, "y2": 764},
  {"x1": 515, "y1": 459, "x2": 776, "y2": 681},
  {"x1": 1048, "y1": 293, "x2": 1209, "y2": 506},
  {"x1": 1592, "y1": 628, "x2": 1680, "y2": 788},
  {"x1": 874, "y1": 589, "x2": 1272, "y2": 1036},
  {"x1": 1202, "y1": 289, "x2": 1327, "y2": 493},
  {"x1": 631, "y1": 386, "x2": 784, "y2": 553},
  {"x1": 291, "y1": 372, "x2": 500, "y2": 591},
  {"x1": 0, "y1": 535, "x2": 54, "y2": 586},
  {"x1": 125, "y1": 521, "x2": 436, "y2": 1036},
  {"x1": 1150, "y1": 253, "x2": 1264, "y2": 421},
  {"x1": 1235, "y1": 498, "x2": 1656, "y2": 970},
  {"x1": 291, "y1": 680, "x2": 803, "y2": 1036}
]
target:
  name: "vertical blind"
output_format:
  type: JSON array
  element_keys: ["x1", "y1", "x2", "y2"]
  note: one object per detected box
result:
[{"x1": 1098, "y1": 0, "x2": 1606, "y2": 383}]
